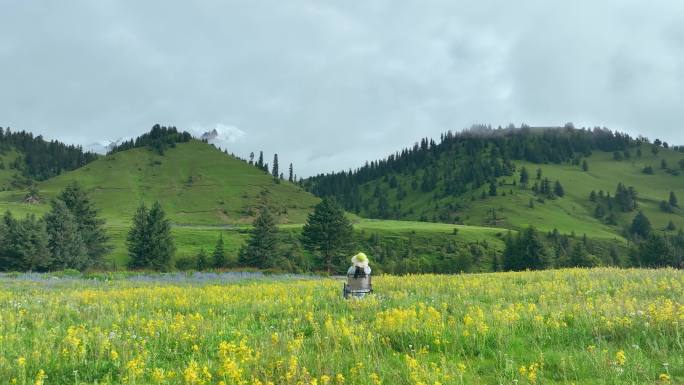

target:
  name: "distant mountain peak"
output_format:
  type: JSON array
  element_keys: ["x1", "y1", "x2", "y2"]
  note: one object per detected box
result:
[{"x1": 201, "y1": 129, "x2": 219, "y2": 141}]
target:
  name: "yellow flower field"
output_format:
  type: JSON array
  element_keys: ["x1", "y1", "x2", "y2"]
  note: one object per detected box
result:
[{"x1": 0, "y1": 268, "x2": 682, "y2": 384}]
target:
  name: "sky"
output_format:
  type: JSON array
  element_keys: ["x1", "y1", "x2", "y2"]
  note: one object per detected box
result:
[{"x1": 1, "y1": 1, "x2": 684, "y2": 177}]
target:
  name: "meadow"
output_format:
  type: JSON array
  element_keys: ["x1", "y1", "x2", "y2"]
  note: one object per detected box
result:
[{"x1": 0, "y1": 268, "x2": 681, "y2": 385}]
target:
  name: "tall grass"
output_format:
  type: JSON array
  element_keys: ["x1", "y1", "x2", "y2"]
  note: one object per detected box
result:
[{"x1": 0, "y1": 268, "x2": 681, "y2": 384}]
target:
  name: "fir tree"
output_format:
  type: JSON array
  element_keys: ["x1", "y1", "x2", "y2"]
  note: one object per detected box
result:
[
  {"x1": 126, "y1": 202, "x2": 175, "y2": 270},
  {"x1": 212, "y1": 234, "x2": 227, "y2": 268},
  {"x1": 632, "y1": 234, "x2": 673, "y2": 267},
  {"x1": 630, "y1": 211, "x2": 652, "y2": 239},
  {"x1": 257, "y1": 151, "x2": 264, "y2": 170},
  {"x1": 569, "y1": 242, "x2": 598, "y2": 267},
  {"x1": 488, "y1": 180, "x2": 498, "y2": 196},
  {"x1": 666, "y1": 220, "x2": 677, "y2": 231},
  {"x1": 582, "y1": 159, "x2": 589, "y2": 171},
  {"x1": 519, "y1": 166, "x2": 529, "y2": 188},
  {"x1": 146, "y1": 202, "x2": 175, "y2": 270},
  {"x1": 553, "y1": 180, "x2": 565, "y2": 197},
  {"x1": 669, "y1": 191, "x2": 678, "y2": 207},
  {"x1": 0, "y1": 211, "x2": 51, "y2": 272},
  {"x1": 288, "y1": 163, "x2": 294, "y2": 182},
  {"x1": 239, "y1": 206, "x2": 279, "y2": 268},
  {"x1": 301, "y1": 197, "x2": 353, "y2": 273},
  {"x1": 45, "y1": 200, "x2": 88, "y2": 271},
  {"x1": 127, "y1": 203, "x2": 150, "y2": 269},
  {"x1": 502, "y1": 227, "x2": 548, "y2": 271},
  {"x1": 272, "y1": 154, "x2": 279, "y2": 179},
  {"x1": 196, "y1": 248, "x2": 209, "y2": 270},
  {"x1": 56, "y1": 182, "x2": 109, "y2": 266}
]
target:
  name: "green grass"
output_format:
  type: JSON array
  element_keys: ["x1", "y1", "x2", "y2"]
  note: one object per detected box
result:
[{"x1": 0, "y1": 268, "x2": 681, "y2": 384}]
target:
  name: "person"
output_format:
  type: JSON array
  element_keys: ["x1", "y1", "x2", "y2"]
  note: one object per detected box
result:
[
  {"x1": 347, "y1": 252, "x2": 371, "y2": 278},
  {"x1": 344, "y1": 252, "x2": 372, "y2": 298}
]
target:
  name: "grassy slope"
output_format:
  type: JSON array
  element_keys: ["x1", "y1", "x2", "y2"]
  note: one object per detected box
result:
[
  {"x1": 2, "y1": 140, "x2": 319, "y2": 226},
  {"x1": 358, "y1": 144, "x2": 684, "y2": 239}
]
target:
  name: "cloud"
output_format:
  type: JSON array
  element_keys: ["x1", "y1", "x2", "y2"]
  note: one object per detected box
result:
[
  {"x1": 193, "y1": 123, "x2": 246, "y2": 150},
  {"x1": 1, "y1": 1, "x2": 683, "y2": 176}
]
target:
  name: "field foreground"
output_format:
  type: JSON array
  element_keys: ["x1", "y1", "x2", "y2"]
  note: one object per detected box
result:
[{"x1": 0, "y1": 269, "x2": 682, "y2": 385}]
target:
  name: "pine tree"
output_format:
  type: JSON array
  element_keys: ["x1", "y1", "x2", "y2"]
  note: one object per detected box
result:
[
  {"x1": 0, "y1": 211, "x2": 21, "y2": 271},
  {"x1": 632, "y1": 234, "x2": 673, "y2": 267},
  {"x1": 127, "y1": 203, "x2": 150, "y2": 269},
  {"x1": 669, "y1": 191, "x2": 678, "y2": 207},
  {"x1": 553, "y1": 180, "x2": 565, "y2": 197},
  {"x1": 502, "y1": 227, "x2": 548, "y2": 271},
  {"x1": 630, "y1": 211, "x2": 652, "y2": 238},
  {"x1": 146, "y1": 202, "x2": 175, "y2": 270},
  {"x1": 0, "y1": 212, "x2": 51, "y2": 272},
  {"x1": 56, "y1": 182, "x2": 109, "y2": 266},
  {"x1": 488, "y1": 180, "x2": 498, "y2": 196},
  {"x1": 272, "y1": 154, "x2": 279, "y2": 179},
  {"x1": 239, "y1": 206, "x2": 279, "y2": 268},
  {"x1": 301, "y1": 197, "x2": 353, "y2": 273},
  {"x1": 519, "y1": 226, "x2": 548, "y2": 270},
  {"x1": 126, "y1": 202, "x2": 175, "y2": 270},
  {"x1": 569, "y1": 242, "x2": 597, "y2": 267},
  {"x1": 196, "y1": 248, "x2": 208, "y2": 270},
  {"x1": 45, "y1": 200, "x2": 88, "y2": 270},
  {"x1": 212, "y1": 234, "x2": 227, "y2": 268},
  {"x1": 519, "y1": 167, "x2": 529, "y2": 188},
  {"x1": 257, "y1": 151, "x2": 264, "y2": 170},
  {"x1": 582, "y1": 159, "x2": 589, "y2": 171},
  {"x1": 18, "y1": 214, "x2": 51, "y2": 271},
  {"x1": 288, "y1": 163, "x2": 294, "y2": 182}
]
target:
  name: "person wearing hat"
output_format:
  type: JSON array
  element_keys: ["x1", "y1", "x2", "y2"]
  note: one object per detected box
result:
[{"x1": 348, "y1": 252, "x2": 371, "y2": 279}]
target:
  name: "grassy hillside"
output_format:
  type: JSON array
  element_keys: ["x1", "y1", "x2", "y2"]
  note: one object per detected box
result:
[
  {"x1": 464, "y1": 147, "x2": 684, "y2": 236},
  {"x1": 308, "y1": 130, "x2": 684, "y2": 239},
  {"x1": 0, "y1": 140, "x2": 319, "y2": 226}
]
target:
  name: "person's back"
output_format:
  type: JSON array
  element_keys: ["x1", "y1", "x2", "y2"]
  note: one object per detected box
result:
[{"x1": 344, "y1": 253, "x2": 372, "y2": 298}]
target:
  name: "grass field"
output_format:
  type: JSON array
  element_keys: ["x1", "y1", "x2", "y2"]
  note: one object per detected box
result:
[{"x1": 0, "y1": 268, "x2": 681, "y2": 384}]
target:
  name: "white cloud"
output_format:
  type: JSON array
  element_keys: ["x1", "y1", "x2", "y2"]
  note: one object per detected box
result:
[{"x1": 1, "y1": 1, "x2": 683, "y2": 176}]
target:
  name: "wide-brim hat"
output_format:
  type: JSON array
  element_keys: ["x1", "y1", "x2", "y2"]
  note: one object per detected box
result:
[{"x1": 351, "y1": 252, "x2": 369, "y2": 267}]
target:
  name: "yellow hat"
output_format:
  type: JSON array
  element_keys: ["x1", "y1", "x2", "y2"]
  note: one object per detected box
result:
[{"x1": 351, "y1": 252, "x2": 369, "y2": 267}]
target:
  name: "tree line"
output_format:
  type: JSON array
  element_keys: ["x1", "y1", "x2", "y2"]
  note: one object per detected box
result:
[
  {"x1": 0, "y1": 127, "x2": 98, "y2": 184},
  {"x1": 108, "y1": 124, "x2": 192, "y2": 155}
]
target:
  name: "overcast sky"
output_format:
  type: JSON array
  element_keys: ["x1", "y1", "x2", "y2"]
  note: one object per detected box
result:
[{"x1": 1, "y1": 1, "x2": 684, "y2": 176}]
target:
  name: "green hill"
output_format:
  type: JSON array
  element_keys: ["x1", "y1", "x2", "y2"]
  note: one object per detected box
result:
[
  {"x1": 306, "y1": 127, "x2": 684, "y2": 239},
  {"x1": 16, "y1": 140, "x2": 318, "y2": 225}
]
